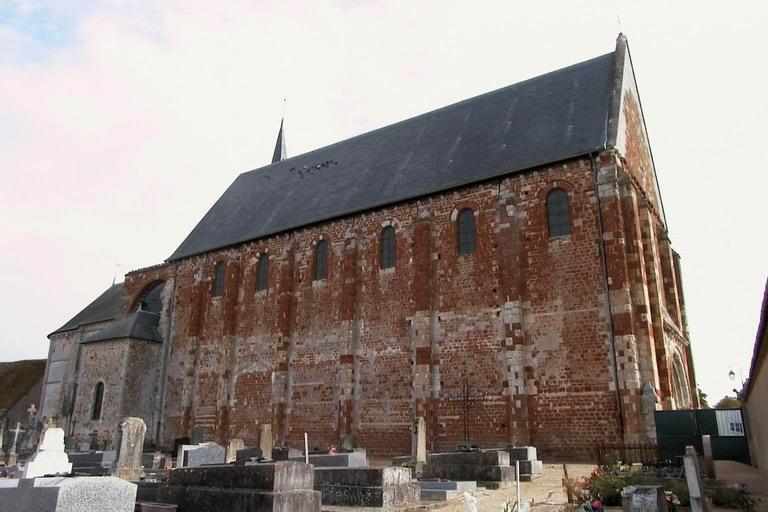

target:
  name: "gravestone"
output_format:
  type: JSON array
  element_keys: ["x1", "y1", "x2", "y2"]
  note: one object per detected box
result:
[
  {"x1": 7, "y1": 422, "x2": 24, "y2": 467},
  {"x1": 24, "y1": 428, "x2": 72, "y2": 478},
  {"x1": 112, "y1": 417, "x2": 146, "y2": 481},
  {"x1": 0, "y1": 475, "x2": 136, "y2": 511},
  {"x1": 226, "y1": 438, "x2": 244, "y2": 463},
  {"x1": 185, "y1": 442, "x2": 226, "y2": 467},
  {"x1": 702, "y1": 435, "x2": 716, "y2": 479},
  {"x1": 683, "y1": 445, "x2": 708, "y2": 512},
  {"x1": 314, "y1": 466, "x2": 419, "y2": 507},
  {"x1": 415, "y1": 417, "x2": 427, "y2": 464},
  {"x1": 158, "y1": 461, "x2": 320, "y2": 511},
  {"x1": 621, "y1": 486, "x2": 668, "y2": 512},
  {"x1": 235, "y1": 447, "x2": 263, "y2": 463},
  {"x1": 259, "y1": 424, "x2": 273, "y2": 460}
]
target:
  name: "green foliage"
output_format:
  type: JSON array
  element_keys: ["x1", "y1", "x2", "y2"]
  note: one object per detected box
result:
[
  {"x1": 715, "y1": 395, "x2": 741, "y2": 408},
  {"x1": 698, "y1": 387, "x2": 710, "y2": 408}
]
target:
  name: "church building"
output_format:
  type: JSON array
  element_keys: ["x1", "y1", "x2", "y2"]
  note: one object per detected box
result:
[{"x1": 39, "y1": 35, "x2": 698, "y2": 457}]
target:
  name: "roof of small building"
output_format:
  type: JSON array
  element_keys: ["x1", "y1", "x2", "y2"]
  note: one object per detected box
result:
[
  {"x1": 0, "y1": 359, "x2": 46, "y2": 411},
  {"x1": 745, "y1": 279, "x2": 768, "y2": 400},
  {"x1": 81, "y1": 309, "x2": 162, "y2": 344},
  {"x1": 169, "y1": 50, "x2": 616, "y2": 261},
  {"x1": 49, "y1": 283, "x2": 124, "y2": 337}
]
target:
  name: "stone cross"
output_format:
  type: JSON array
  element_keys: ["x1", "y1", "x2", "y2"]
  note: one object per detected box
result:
[
  {"x1": 9, "y1": 422, "x2": 24, "y2": 455},
  {"x1": 683, "y1": 445, "x2": 709, "y2": 512},
  {"x1": 27, "y1": 403, "x2": 37, "y2": 424}
]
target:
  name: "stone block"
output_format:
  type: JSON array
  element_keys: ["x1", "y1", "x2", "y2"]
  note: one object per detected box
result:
[
  {"x1": 426, "y1": 450, "x2": 510, "y2": 466},
  {"x1": 158, "y1": 486, "x2": 320, "y2": 512},
  {"x1": 0, "y1": 476, "x2": 136, "y2": 512},
  {"x1": 419, "y1": 480, "x2": 477, "y2": 491},
  {"x1": 183, "y1": 442, "x2": 226, "y2": 467},
  {"x1": 314, "y1": 467, "x2": 418, "y2": 508},
  {"x1": 421, "y1": 463, "x2": 516, "y2": 482},
  {"x1": 236, "y1": 447, "x2": 264, "y2": 463},
  {"x1": 506, "y1": 446, "x2": 537, "y2": 461},
  {"x1": 288, "y1": 451, "x2": 367, "y2": 467},
  {"x1": 168, "y1": 462, "x2": 314, "y2": 491},
  {"x1": 226, "y1": 439, "x2": 245, "y2": 463}
]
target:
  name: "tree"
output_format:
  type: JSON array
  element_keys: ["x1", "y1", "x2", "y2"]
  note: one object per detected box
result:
[
  {"x1": 715, "y1": 396, "x2": 741, "y2": 409},
  {"x1": 698, "y1": 387, "x2": 710, "y2": 409}
]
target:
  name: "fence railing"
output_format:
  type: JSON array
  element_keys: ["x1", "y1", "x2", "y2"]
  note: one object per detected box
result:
[{"x1": 595, "y1": 441, "x2": 660, "y2": 466}]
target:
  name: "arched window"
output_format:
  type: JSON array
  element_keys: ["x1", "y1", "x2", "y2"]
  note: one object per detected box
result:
[
  {"x1": 256, "y1": 254, "x2": 269, "y2": 291},
  {"x1": 92, "y1": 382, "x2": 104, "y2": 421},
  {"x1": 380, "y1": 226, "x2": 396, "y2": 269},
  {"x1": 314, "y1": 240, "x2": 328, "y2": 280},
  {"x1": 457, "y1": 208, "x2": 476, "y2": 255},
  {"x1": 546, "y1": 188, "x2": 571, "y2": 237},
  {"x1": 212, "y1": 261, "x2": 226, "y2": 296}
]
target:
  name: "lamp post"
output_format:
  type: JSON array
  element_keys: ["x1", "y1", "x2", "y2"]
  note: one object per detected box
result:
[{"x1": 729, "y1": 366, "x2": 745, "y2": 400}]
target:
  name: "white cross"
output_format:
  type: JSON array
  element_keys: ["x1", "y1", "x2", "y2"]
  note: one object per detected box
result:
[
  {"x1": 9, "y1": 422, "x2": 24, "y2": 454},
  {"x1": 27, "y1": 403, "x2": 37, "y2": 419}
]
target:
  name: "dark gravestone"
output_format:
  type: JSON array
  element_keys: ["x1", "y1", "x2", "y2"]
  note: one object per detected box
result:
[
  {"x1": 236, "y1": 447, "x2": 263, "y2": 463},
  {"x1": 421, "y1": 450, "x2": 516, "y2": 483},
  {"x1": 157, "y1": 462, "x2": 320, "y2": 512},
  {"x1": 171, "y1": 438, "x2": 190, "y2": 460},
  {"x1": 314, "y1": 467, "x2": 418, "y2": 507}
]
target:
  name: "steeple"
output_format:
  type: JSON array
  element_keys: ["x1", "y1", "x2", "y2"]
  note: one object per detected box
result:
[{"x1": 272, "y1": 118, "x2": 287, "y2": 163}]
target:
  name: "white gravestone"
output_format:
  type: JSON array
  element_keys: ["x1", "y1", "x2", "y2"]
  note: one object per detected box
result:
[
  {"x1": 259, "y1": 424, "x2": 273, "y2": 461},
  {"x1": 416, "y1": 417, "x2": 427, "y2": 464},
  {"x1": 23, "y1": 428, "x2": 73, "y2": 478},
  {"x1": 0, "y1": 475, "x2": 136, "y2": 512}
]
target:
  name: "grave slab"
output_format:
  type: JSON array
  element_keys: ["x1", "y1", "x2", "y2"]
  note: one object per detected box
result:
[
  {"x1": 288, "y1": 451, "x2": 367, "y2": 467},
  {"x1": 236, "y1": 447, "x2": 264, "y2": 463},
  {"x1": 621, "y1": 485, "x2": 669, "y2": 512},
  {"x1": 314, "y1": 467, "x2": 418, "y2": 508},
  {"x1": 0, "y1": 476, "x2": 136, "y2": 512}
]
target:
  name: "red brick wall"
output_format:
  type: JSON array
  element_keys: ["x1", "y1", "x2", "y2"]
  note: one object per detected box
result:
[{"x1": 140, "y1": 155, "x2": 666, "y2": 457}]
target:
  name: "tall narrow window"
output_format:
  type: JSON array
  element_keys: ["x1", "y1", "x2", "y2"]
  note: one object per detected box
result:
[
  {"x1": 92, "y1": 382, "x2": 104, "y2": 421},
  {"x1": 314, "y1": 240, "x2": 328, "y2": 280},
  {"x1": 212, "y1": 261, "x2": 226, "y2": 296},
  {"x1": 546, "y1": 188, "x2": 571, "y2": 237},
  {"x1": 457, "y1": 208, "x2": 476, "y2": 255},
  {"x1": 380, "y1": 226, "x2": 396, "y2": 269},
  {"x1": 256, "y1": 254, "x2": 269, "y2": 291}
]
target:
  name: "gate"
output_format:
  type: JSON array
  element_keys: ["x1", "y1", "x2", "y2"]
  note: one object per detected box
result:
[{"x1": 654, "y1": 408, "x2": 750, "y2": 464}]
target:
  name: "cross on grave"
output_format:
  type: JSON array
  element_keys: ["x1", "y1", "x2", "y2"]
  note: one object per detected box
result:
[
  {"x1": 9, "y1": 422, "x2": 24, "y2": 455},
  {"x1": 444, "y1": 378, "x2": 487, "y2": 442},
  {"x1": 27, "y1": 403, "x2": 37, "y2": 424}
]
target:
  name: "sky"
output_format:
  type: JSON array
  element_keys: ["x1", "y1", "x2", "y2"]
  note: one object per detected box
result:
[{"x1": 0, "y1": 1, "x2": 766, "y2": 405}]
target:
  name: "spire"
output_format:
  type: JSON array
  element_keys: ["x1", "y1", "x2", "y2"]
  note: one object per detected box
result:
[{"x1": 272, "y1": 118, "x2": 287, "y2": 163}]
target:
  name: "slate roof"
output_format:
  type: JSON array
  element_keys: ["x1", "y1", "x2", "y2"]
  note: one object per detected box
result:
[
  {"x1": 169, "y1": 51, "x2": 616, "y2": 261},
  {"x1": 49, "y1": 283, "x2": 124, "y2": 336},
  {"x1": 81, "y1": 310, "x2": 162, "y2": 344}
]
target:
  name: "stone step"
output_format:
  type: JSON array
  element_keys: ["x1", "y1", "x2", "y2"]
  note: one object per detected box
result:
[
  {"x1": 426, "y1": 451, "x2": 510, "y2": 467},
  {"x1": 420, "y1": 488, "x2": 459, "y2": 501},
  {"x1": 418, "y1": 480, "x2": 477, "y2": 491},
  {"x1": 422, "y1": 463, "x2": 516, "y2": 482}
]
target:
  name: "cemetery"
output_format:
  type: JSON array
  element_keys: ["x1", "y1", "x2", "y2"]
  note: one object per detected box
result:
[{"x1": 0, "y1": 414, "x2": 762, "y2": 511}]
